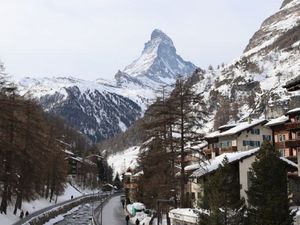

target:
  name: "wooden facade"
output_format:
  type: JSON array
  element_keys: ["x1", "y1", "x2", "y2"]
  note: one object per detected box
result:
[{"x1": 267, "y1": 109, "x2": 300, "y2": 162}]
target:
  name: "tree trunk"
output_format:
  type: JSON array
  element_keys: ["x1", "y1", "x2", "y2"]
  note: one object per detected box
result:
[{"x1": 0, "y1": 183, "x2": 8, "y2": 214}]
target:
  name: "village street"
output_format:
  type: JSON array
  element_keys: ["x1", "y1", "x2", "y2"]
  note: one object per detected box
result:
[{"x1": 98, "y1": 195, "x2": 131, "y2": 225}]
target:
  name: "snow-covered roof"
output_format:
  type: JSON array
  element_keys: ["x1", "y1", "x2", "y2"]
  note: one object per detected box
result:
[
  {"x1": 185, "y1": 163, "x2": 202, "y2": 172},
  {"x1": 64, "y1": 149, "x2": 75, "y2": 156},
  {"x1": 265, "y1": 115, "x2": 289, "y2": 126},
  {"x1": 191, "y1": 148, "x2": 260, "y2": 178},
  {"x1": 133, "y1": 170, "x2": 144, "y2": 177},
  {"x1": 218, "y1": 123, "x2": 237, "y2": 130},
  {"x1": 205, "y1": 119, "x2": 267, "y2": 139},
  {"x1": 191, "y1": 149, "x2": 298, "y2": 178},
  {"x1": 280, "y1": 157, "x2": 298, "y2": 168},
  {"x1": 68, "y1": 156, "x2": 96, "y2": 167},
  {"x1": 169, "y1": 208, "x2": 208, "y2": 222},
  {"x1": 286, "y1": 107, "x2": 300, "y2": 115}
]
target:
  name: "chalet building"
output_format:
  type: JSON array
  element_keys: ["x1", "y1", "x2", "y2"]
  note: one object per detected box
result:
[
  {"x1": 204, "y1": 119, "x2": 272, "y2": 159},
  {"x1": 65, "y1": 151, "x2": 98, "y2": 186},
  {"x1": 185, "y1": 149, "x2": 259, "y2": 207},
  {"x1": 265, "y1": 108, "x2": 300, "y2": 162},
  {"x1": 185, "y1": 149, "x2": 298, "y2": 207},
  {"x1": 123, "y1": 168, "x2": 143, "y2": 202}
]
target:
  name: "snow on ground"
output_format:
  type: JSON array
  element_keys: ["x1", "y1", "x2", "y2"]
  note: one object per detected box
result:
[
  {"x1": 0, "y1": 183, "x2": 83, "y2": 225},
  {"x1": 107, "y1": 146, "x2": 141, "y2": 176}
]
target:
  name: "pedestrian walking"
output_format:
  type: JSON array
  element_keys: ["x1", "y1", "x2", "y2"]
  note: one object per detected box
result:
[
  {"x1": 20, "y1": 211, "x2": 24, "y2": 219},
  {"x1": 135, "y1": 218, "x2": 140, "y2": 225},
  {"x1": 25, "y1": 211, "x2": 29, "y2": 217},
  {"x1": 125, "y1": 215, "x2": 130, "y2": 225}
]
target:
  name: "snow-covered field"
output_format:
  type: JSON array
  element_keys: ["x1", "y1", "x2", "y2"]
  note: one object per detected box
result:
[{"x1": 0, "y1": 183, "x2": 85, "y2": 225}]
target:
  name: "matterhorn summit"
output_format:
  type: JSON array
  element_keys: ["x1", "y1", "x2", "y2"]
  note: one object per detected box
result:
[{"x1": 118, "y1": 29, "x2": 197, "y2": 88}]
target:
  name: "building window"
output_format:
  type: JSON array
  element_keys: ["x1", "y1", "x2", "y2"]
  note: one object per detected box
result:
[
  {"x1": 278, "y1": 134, "x2": 286, "y2": 142},
  {"x1": 251, "y1": 128, "x2": 260, "y2": 135},
  {"x1": 254, "y1": 141, "x2": 261, "y2": 147},
  {"x1": 191, "y1": 192, "x2": 195, "y2": 199},
  {"x1": 243, "y1": 140, "x2": 260, "y2": 147},
  {"x1": 263, "y1": 135, "x2": 272, "y2": 142}
]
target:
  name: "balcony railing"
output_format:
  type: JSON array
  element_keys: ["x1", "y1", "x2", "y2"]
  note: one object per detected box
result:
[
  {"x1": 275, "y1": 139, "x2": 300, "y2": 149},
  {"x1": 284, "y1": 122, "x2": 300, "y2": 130},
  {"x1": 285, "y1": 139, "x2": 300, "y2": 148}
]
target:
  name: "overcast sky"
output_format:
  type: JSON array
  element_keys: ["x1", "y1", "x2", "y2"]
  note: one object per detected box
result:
[{"x1": 0, "y1": 0, "x2": 282, "y2": 81}]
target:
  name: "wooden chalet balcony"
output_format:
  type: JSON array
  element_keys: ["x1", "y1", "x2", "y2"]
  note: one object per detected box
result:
[
  {"x1": 275, "y1": 142, "x2": 285, "y2": 149},
  {"x1": 284, "y1": 122, "x2": 300, "y2": 130},
  {"x1": 285, "y1": 139, "x2": 300, "y2": 148},
  {"x1": 275, "y1": 139, "x2": 300, "y2": 149}
]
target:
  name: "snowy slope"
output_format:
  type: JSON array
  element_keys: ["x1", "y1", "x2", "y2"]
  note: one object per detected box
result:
[
  {"x1": 192, "y1": 0, "x2": 300, "y2": 127},
  {"x1": 107, "y1": 146, "x2": 141, "y2": 176},
  {"x1": 18, "y1": 76, "x2": 154, "y2": 142}
]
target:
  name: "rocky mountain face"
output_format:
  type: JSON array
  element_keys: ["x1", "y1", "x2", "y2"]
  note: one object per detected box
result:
[
  {"x1": 18, "y1": 77, "x2": 143, "y2": 142},
  {"x1": 115, "y1": 29, "x2": 197, "y2": 89},
  {"x1": 192, "y1": 0, "x2": 300, "y2": 129},
  {"x1": 17, "y1": 30, "x2": 196, "y2": 142}
]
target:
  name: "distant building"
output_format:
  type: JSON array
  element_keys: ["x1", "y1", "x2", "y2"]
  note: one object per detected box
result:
[
  {"x1": 204, "y1": 119, "x2": 272, "y2": 159},
  {"x1": 266, "y1": 108, "x2": 300, "y2": 205},
  {"x1": 123, "y1": 168, "x2": 143, "y2": 202},
  {"x1": 266, "y1": 108, "x2": 300, "y2": 162}
]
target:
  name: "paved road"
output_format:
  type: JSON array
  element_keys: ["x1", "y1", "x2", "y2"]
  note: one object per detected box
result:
[{"x1": 98, "y1": 195, "x2": 129, "y2": 225}]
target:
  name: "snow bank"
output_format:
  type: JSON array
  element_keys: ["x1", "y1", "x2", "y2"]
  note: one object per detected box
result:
[{"x1": 0, "y1": 183, "x2": 83, "y2": 225}]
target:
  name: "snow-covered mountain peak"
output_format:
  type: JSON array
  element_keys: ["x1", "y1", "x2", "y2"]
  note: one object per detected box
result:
[
  {"x1": 121, "y1": 29, "x2": 197, "y2": 87},
  {"x1": 148, "y1": 29, "x2": 175, "y2": 50}
]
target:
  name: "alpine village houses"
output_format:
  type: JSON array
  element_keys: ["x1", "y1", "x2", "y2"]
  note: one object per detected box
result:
[
  {"x1": 123, "y1": 75, "x2": 300, "y2": 221},
  {"x1": 185, "y1": 109, "x2": 300, "y2": 207},
  {"x1": 183, "y1": 75, "x2": 300, "y2": 208}
]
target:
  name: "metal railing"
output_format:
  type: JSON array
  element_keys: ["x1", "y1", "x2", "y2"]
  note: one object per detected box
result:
[{"x1": 13, "y1": 193, "x2": 105, "y2": 225}]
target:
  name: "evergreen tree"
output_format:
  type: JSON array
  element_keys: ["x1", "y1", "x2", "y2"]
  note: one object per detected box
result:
[
  {"x1": 199, "y1": 157, "x2": 246, "y2": 225},
  {"x1": 246, "y1": 141, "x2": 294, "y2": 225}
]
